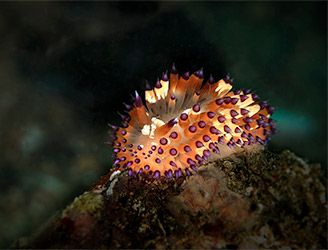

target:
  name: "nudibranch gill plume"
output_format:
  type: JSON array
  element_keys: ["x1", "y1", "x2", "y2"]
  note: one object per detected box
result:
[{"x1": 110, "y1": 66, "x2": 275, "y2": 179}]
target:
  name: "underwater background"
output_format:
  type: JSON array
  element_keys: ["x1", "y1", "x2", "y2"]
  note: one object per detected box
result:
[{"x1": 0, "y1": 2, "x2": 326, "y2": 247}]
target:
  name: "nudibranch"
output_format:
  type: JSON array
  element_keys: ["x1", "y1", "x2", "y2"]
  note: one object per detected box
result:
[{"x1": 110, "y1": 65, "x2": 275, "y2": 179}]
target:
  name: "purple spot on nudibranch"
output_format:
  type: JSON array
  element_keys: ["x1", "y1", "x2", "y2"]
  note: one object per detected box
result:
[
  {"x1": 187, "y1": 158, "x2": 196, "y2": 165},
  {"x1": 210, "y1": 126, "x2": 220, "y2": 135},
  {"x1": 160, "y1": 138, "x2": 168, "y2": 145},
  {"x1": 231, "y1": 118, "x2": 238, "y2": 124},
  {"x1": 144, "y1": 165, "x2": 150, "y2": 170},
  {"x1": 227, "y1": 141, "x2": 235, "y2": 149},
  {"x1": 166, "y1": 170, "x2": 173, "y2": 178},
  {"x1": 134, "y1": 91, "x2": 143, "y2": 107},
  {"x1": 162, "y1": 72, "x2": 169, "y2": 81},
  {"x1": 151, "y1": 145, "x2": 156, "y2": 151},
  {"x1": 231, "y1": 97, "x2": 239, "y2": 105},
  {"x1": 195, "y1": 68, "x2": 204, "y2": 78},
  {"x1": 168, "y1": 118, "x2": 178, "y2": 127},
  {"x1": 262, "y1": 122, "x2": 270, "y2": 128},
  {"x1": 145, "y1": 82, "x2": 152, "y2": 90},
  {"x1": 180, "y1": 113, "x2": 188, "y2": 121},
  {"x1": 118, "y1": 113, "x2": 130, "y2": 121},
  {"x1": 224, "y1": 97, "x2": 231, "y2": 104},
  {"x1": 248, "y1": 134, "x2": 255, "y2": 142},
  {"x1": 241, "y1": 132, "x2": 248, "y2": 138},
  {"x1": 212, "y1": 147, "x2": 220, "y2": 154},
  {"x1": 196, "y1": 141, "x2": 204, "y2": 148},
  {"x1": 182, "y1": 72, "x2": 190, "y2": 80},
  {"x1": 171, "y1": 63, "x2": 177, "y2": 74},
  {"x1": 170, "y1": 161, "x2": 177, "y2": 167},
  {"x1": 209, "y1": 74, "x2": 215, "y2": 84},
  {"x1": 189, "y1": 125, "x2": 197, "y2": 133},
  {"x1": 240, "y1": 108, "x2": 249, "y2": 115},
  {"x1": 252, "y1": 93, "x2": 259, "y2": 101},
  {"x1": 184, "y1": 145, "x2": 192, "y2": 152},
  {"x1": 114, "y1": 159, "x2": 120, "y2": 165},
  {"x1": 121, "y1": 122, "x2": 129, "y2": 129},
  {"x1": 224, "y1": 125, "x2": 231, "y2": 133},
  {"x1": 259, "y1": 101, "x2": 268, "y2": 110},
  {"x1": 202, "y1": 155, "x2": 208, "y2": 161},
  {"x1": 215, "y1": 98, "x2": 224, "y2": 105},
  {"x1": 263, "y1": 129, "x2": 271, "y2": 136},
  {"x1": 218, "y1": 136, "x2": 224, "y2": 144},
  {"x1": 158, "y1": 147, "x2": 164, "y2": 154},
  {"x1": 192, "y1": 103, "x2": 201, "y2": 112},
  {"x1": 178, "y1": 168, "x2": 183, "y2": 177},
  {"x1": 267, "y1": 105, "x2": 275, "y2": 114},
  {"x1": 203, "y1": 149, "x2": 211, "y2": 157},
  {"x1": 125, "y1": 161, "x2": 132, "y2": 167},
  {"x1": 234, "y1": 89, "x2": 241, "y2": 95},
  {"x1": 230, "y1": 109, "x2": 238, "y2": 117},
  {"x1": 198, "y1": 121, "x2": 206, "y2": 128},
  {"x1": 244, "y1": 89, "x2": 251, "y2": 94},
  {"x1": 203, "y1": 135, "x2": 211, "y2": 142},
  {"x1": 235, "y1": 127, "x2": 242, "y2": 133},
  {"x1": 190, "y1": 165, "x2": 197, "y2": 172},
  {"x1": 256, "y1": 136, "x2": 264, "y2": 144},
  {"x1": 155, "y1": 158, "x2": 161, "y2": 164},
  {"x1": 195, "y1": 154, "x2": 203, "y2": 162},
  {"x1": 170, "y1": 132, "x2": 178, "y2": 139},
  {"x1": 170, "y1": 148, "x2": 177, "y2": 156},
  {"x1": 155, "y1": 79, "x2": 162, "y2": 88},
  {"x1": 240, "y1": 95, "x2": 248, "y2": 102},
  {"x1": 154, "y1": 170, "x2": 160, "y2": 179},
  {"x1": 243, "y1": 117, "x2": 253, "y2": 123},
  {"x1": 257, "y1": 119, "x2": 264, "y2": 126},
  {"x1": 109, "y1": 124, "x2": 119, "y2": 131},
  {"x1": 218, "y1": 116, "x2": 226, "y2": 123},
  {"x1": 209, "y1": 142, "x2": 215, "y2": 149},
  {"x1": 207, "y1": 111, "x2": 215, "y2": 119},
  {"x1": 185, "y1": 168, "x2": 192, "y2": 176}
]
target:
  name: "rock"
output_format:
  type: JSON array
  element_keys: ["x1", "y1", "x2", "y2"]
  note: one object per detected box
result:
[{"x1": 12, "y1": 149, "x2": 327, "y2": 249}]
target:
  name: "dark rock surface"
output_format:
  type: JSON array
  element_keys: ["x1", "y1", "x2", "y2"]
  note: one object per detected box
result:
[{"x1": 13, "y1": 149, "x2": 326, "y2": 249}]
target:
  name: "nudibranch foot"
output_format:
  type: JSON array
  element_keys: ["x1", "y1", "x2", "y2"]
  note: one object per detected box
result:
[{"x1": 110, "y1": 66, "x2": 275, "y2": 180}]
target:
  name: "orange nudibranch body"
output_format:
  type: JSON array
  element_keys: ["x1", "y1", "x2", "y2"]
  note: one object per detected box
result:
[{"x1": 111, "y1": 67, "x2": 275, "y2": 179}]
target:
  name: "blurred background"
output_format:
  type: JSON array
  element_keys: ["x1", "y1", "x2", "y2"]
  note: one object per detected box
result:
[{"x1": 0, "y1": 2, "x2": 326, "y2": 247}]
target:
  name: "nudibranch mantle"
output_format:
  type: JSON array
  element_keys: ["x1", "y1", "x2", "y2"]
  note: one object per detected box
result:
[{"x1": 111, "y1": 67, "x2": 275, "y2": 179}]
